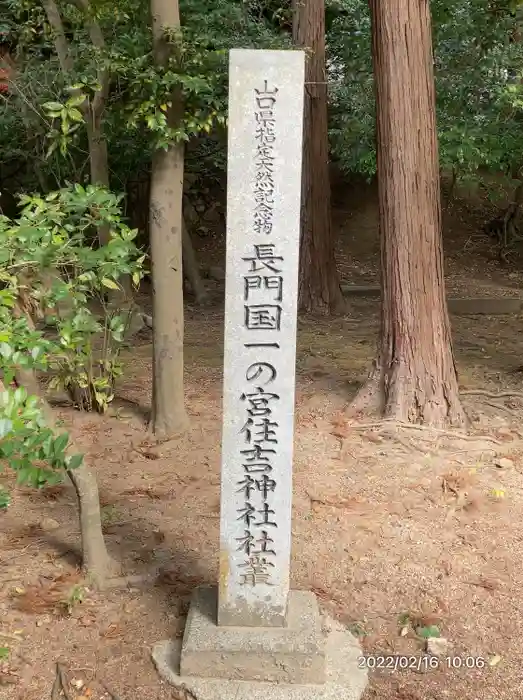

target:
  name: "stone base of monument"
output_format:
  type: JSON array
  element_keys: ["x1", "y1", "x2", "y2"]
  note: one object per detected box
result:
[{"x1": 151, "y1": 586, "x2": 368, "y2": 700}]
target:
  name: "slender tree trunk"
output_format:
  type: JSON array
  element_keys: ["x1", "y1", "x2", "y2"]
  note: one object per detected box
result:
[
  {"x1": 15, "y1": 366, "x2": 117, "y2": 586},
  {"x1": 351, "y1": 0, "x2": 466, "y2": 428},
  {"x1": 66, "y1": 462, "x2": 115, "y2": 586},
  {"x1": 149, "y1": 0, "x2": 188, "y2": 437},
  {"x1": 182, "y1": 219, "x2": 208, "y2": 304},
  {"x1": 44, "y1": 0, "x2": 135, "y2": 312},
  {"x1": 292, "y1": 0, "x2": 345, "y2": 314},
  {"x1": 12, "y1": 304, "x2": 117, "y2": 585},
  {"x1": 86, "y1": 116, "x2": 134, "y2": 305},
  {"x1": 86, "y1": 115, "x2": 112, "y2": 252}
]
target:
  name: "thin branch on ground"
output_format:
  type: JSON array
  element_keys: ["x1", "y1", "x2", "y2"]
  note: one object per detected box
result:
[
  {"x1": 484, "y1": 401, "x2": 515, "y2": 414},
  {"x1": 50, "y1": 669, "x2": 61, "y2": 700},
  {"x1": 461, "y1": 390, "x2": 523, "y2": 400},
  {"x1": 447, "y1": 448, "x2": 497, "y2": 458},
  {"x1": 0, "y1": 632, "x2": 24, "y2": 642},
  {"x1": 51, "y1": 663, "x2": 72, "y2": 700}
]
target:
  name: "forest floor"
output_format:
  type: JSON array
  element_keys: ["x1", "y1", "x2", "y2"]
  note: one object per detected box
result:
[{"x1": 2, "y1": 180, "x2": 523, "y2": 700}]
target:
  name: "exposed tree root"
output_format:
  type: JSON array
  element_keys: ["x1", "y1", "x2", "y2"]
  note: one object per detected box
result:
[
  {"x1": 345, "y1": 419, "x2": 502, "y2": 444},
  {"x1": 461, "y1": 390, "x2": 523, "y2": 400},
  {"x1": 484, "y1": 401, "x2": 515, "y2": 414},
  {"x1": 349, "y1": 360, "x2": 467, "y2": 430},
  {"x1": 347, "y1": 362, "x2": 384, "y2": 417}
]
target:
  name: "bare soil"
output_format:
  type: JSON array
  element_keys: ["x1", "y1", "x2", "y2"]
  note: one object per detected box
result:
[{"x1": 2, "y1": 182, "x2": 523, "y2": 700}]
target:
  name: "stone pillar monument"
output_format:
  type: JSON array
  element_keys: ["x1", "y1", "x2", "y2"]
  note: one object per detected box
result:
[{"x1": 152, "y1": 48, "x2": 367, "y2": 700}]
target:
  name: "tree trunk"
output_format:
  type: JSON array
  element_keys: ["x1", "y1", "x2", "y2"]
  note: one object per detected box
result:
[
  {"x1": 66, "y1": 463, "x2": 116, "y2": 587},
  {"x1": 292, "y1": 0, "x2": 345, "y2": 314},
  {"x1": 149, "y1": 0, "x2": 188, "y2": 437},
  {"x1": 182, "y1": 219, "x2": 208, "y2": 304},
  {"x1": 86, "y1": 116, "x2": 134, "y2": 306},
  {"x1": 14, "y1": 365, "x2": 117, "y2": 587},
  {"x1": 351, "y1": 0, "x2": 466, "y2": 428},
  {"x1": 44, "y1": 0, "x2": 135, "y2": 313}
]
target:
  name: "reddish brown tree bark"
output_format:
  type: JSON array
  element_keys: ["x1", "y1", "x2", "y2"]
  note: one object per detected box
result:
[
  {"x1": 352, "y1": 0, "x2": 466, "y2": 427},
  {"x1": 292, "y1": 0, "x2": 345, "y2": 314}
]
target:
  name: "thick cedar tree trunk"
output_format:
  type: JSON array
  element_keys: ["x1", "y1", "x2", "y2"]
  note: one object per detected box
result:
[
  {"x1": 292, "y1": 0, "x2": 345, "y2": 314},
  {"x1": 352, "y1": 0, "x2": 466, "y2": 428},
  {"x1": 149, "y1": 0, "x2": 188, "y2": 437}
]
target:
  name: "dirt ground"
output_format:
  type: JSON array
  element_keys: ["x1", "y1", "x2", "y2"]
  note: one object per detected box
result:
[{"x1": 2, "y1": 182, "x2": 523, "y2": 700}]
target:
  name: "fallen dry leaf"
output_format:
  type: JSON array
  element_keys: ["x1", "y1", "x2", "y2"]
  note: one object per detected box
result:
[
  {"x1": 13, "y1": 571, "x2": 82, "y2": 614},
  {"x1": 100, "y1": 623, "x2": 121, "y2": 639}
]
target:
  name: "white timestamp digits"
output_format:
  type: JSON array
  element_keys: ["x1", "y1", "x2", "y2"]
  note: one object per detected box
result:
[
  {"x1": 357, "y1": 655, "x2": 440, "y2": 672},
  {"x1": 445, "y1": 656, "x2": 486, "y2": 669},
  {"x1": 357, "y1": 655, "x2": 488, "y2": 672}
]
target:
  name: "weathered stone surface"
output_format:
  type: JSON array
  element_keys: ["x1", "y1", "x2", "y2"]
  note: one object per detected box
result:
[
  {"x1": 152, "y1": 614, "x2": 367, "y2": 700},
  {"x1": 218, "y1": 49, "x2": 305, "y2": 627},
  {"x1": 180, "y1": 587, "x2": 325, "y2": 684}
]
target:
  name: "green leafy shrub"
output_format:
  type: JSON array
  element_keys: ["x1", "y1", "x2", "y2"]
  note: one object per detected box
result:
[
  {"x1": 0, "y1": 182, "x2": 144, "y2": 508},
  {"x1": 0, "y1": 183, "x2": 145, "y2": 412}
]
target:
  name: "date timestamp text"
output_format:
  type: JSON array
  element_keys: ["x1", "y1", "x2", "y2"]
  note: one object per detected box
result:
[{"x1": 358, "y1": 655, "x2": 486, "y2": 672}]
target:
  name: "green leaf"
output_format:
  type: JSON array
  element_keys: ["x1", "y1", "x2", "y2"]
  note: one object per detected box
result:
[
  {"x1": 416, "y1": 625, "x2": 440, "y2": 639},
  {"x1": 101, "y1": 277, "x2": 120, "y2": 290},
  {"x1": 16, "y1": 466, "x2": 34, "y2": 486},
  {"x1": 0, "y1": 342, "x2": 12, "y2": 359},
  {"x1": 0, "y1": 647, "x2": 9, "y2": 659},
  {"x1": 43, "y1": 101, "x2": 64, "y2": 112},
  {"x1": 53, "y1": 432, "x2": 69, "y2": 458},
  {"x1": 66, "y1": 453, "x2": 83, "y2": 470},
  {"x1": 0, "y1": 489, "x2": 10, "y2": 509},
  {"x1": 66, "y1": 93, "x2": 86, "y2": 108},
  {"x1": 45, "y1": 141, "x2": 58, "y2": 159},
  {"x1": 0, "y1": 418, "x2": 13, "y2": 438},
  {"x1": 67, "y1": 108, "x2": 84, "y2": 123},
  {"x1": 398, "y1": 612, "x2": 411, "y2": 627}
]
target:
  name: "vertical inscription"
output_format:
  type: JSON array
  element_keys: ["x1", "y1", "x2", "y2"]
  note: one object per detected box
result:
[
  {"x1": 234, "y1": 81, "x2": 283, "y2": 588},
  {"x1": 253, "y1": 81, "x2": 278, "y2": 237}
]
